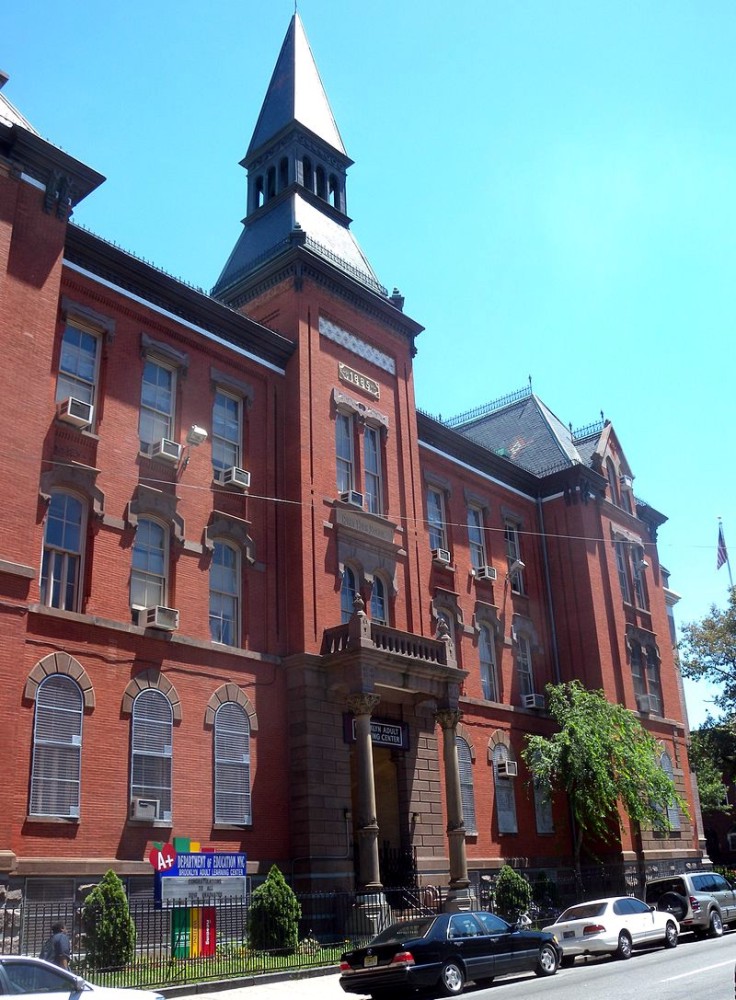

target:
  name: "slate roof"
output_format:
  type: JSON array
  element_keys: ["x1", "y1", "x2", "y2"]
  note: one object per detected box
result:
[
  {"x1": 0, "y1": 88, "x2": 38, "y2": 133},
  {"x1": 451, "y1": 389, "x2": 604, "y2": 477},
  {"x1": 247, "y1": 13, "x2": 346, "y2": 158}
]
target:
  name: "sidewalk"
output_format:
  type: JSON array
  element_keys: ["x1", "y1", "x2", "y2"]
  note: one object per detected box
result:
[{"x1": 162, "y1": 967, "x2": 363, "y2": 1000}]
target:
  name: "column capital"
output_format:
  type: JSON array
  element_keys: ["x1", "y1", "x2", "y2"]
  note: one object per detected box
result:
[
  {"x1": 348, "y1": 692, "x2": 380, "y2": 717},
  {"x1": 435, "y1": 708, "x2": 462, "y2": 731}
]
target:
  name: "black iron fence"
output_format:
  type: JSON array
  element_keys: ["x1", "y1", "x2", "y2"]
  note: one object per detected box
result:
[
  {"x1": 0, "y1": 860, "x2": 700, "y2": 989},
  {"x1": 0, "y1": 889, "x2": 441, "y2": 989}
]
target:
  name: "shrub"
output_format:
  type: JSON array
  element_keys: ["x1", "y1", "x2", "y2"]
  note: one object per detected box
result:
[
  {"x1": 82, "y1": 870, "x2": 136, "y2": 970},
  {"x1": 494, "y1": 865, "x2": 532, "y2": 922},
  {"x1": 247, "y1": 865, "x2": 301, "y2": 953}
]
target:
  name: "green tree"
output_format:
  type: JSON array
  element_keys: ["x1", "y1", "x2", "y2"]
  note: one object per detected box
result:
[
  {"x1": 680, "y1": 587, "x2": 736, "y2": 716},
  {"x1": 82, "y1": 869, "x2": 136, "y2": 970},
  {"x1": 689, "y1": 718, "x2": 736, "y2": 813},
  {"x1": 494, "y1": 865, "x2": 532, "y2": 922},
  {"x1": 522, "y1": 682, "x2": 688, "y2": 871},
  {"x1": 247, "y1": 864, "x2": 301, "y2": 953}
]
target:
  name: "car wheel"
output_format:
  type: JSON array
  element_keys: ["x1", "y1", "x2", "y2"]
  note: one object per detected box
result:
[
  {"x1": 657, "y1": 891, "x2": 688, "y2": 922},
  {"x1": 708, "y1": 910, "x2": 724, "y2": 938},
  {"x1": 438, "y1": 960, "x2": 466, "y2": 996},
  {"x1": 615, "y1": 930, "x2": 633, "y2": 959},
  {"x1": 664, "y1": 921, "x2": 678, "y2": 948},
  {"x1": 560, "y1": 955, "x2": 575, "y2": 969},
  {"x1": 535, "y1": 942, "x2": 559, "y2": 977}
]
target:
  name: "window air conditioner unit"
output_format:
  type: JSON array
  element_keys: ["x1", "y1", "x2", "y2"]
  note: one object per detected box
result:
[
  {"x1": 130, "y1": 797, "x2": 159, "y2": 821},
  {"x1": 475, "y1": 565, "x2": 497, "y2": 581},
  {"x1": 150, "y1": 438, "x2": 182, "y2": 463},
  {"x1": 432, "y1": 548, "x2": 451, "y2": 566},
  {"x1": 57, "y1": 396, "x2": 93, "y2": 429},
  {"x1": 496, "y1": 760, "x2": 518, "y2": 778},
  {"x1": 523, "y1": 693, "x2": 546, "y2": 710},
  {"x1": 340, "y1": 490, "x2": 364, "y2": 508},
  {"x1": 216, "y1": 466, "x2": 251, "y2": 489},
  {"x1": 620, "y1": 474, "x2": 634, "y2": 490},
  {"x1": 140, "y1": 605, "x2": 180, "y2": 631},
  {"x1": 636, "y1": 693, "x2": 655, "y2": 714}
]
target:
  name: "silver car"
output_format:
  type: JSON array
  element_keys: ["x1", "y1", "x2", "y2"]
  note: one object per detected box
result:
[{"x1": 644, "y1": 870, "x2": 736, "y2": 937}]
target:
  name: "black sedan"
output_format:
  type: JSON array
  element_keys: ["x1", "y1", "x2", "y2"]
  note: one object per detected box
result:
[{"x1": 339, "y1": 910, "x2": 561, "y2": 997}]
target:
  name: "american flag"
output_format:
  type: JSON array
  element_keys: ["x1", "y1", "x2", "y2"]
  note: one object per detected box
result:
[{"x1": 717, "y1": 522, "x2": 728, "y2": 570}]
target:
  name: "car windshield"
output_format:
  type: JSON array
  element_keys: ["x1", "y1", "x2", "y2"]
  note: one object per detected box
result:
[
  {"x1": 557, "y1": 902, "x2": 607, "y2": 921},
  {"x1": 371, "y1": 918, "x2": 435, "y2": 944}
]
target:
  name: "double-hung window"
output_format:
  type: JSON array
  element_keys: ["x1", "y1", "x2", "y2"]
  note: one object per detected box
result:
[
  {"x1": 210, "y1": 541, "x2": 240, "y2": 645},
  {"x1": 427, "y1": 488, "x2": 447, "y2": 552},
  {"x1": 659, "y1": 751, "x2": 681, "y2": 831},
  {"x1": 214, "y1": 702, "x2": 251, "y2": 825},
  {"x1": 371, "y1": 575, "x2": 388, "y2": 624},
  {"x1": 139, "y1": 359, "x2": 175, "y2": 451},
  {"x1": 615, "y1": 540, "x2": 631, "y2": 603},
  {"x1": 493, "y1": 744, "x2": 518, "y2": 834},
  {"x1": 479, "y1": 625, "x2": 498, "y2": 701},
  {"x1": 516, "y1": 634, "x2": 534, "y2": 698},
  {"x1": 212, "y1": 390, "x2": 242, "y2": 474},
  {"x1": 467, "y1": 506, "x2": 486, "y2": 570},
  {"x1": 341, "y1": 566, "x2": 357, "y2": 623},
  {"x1": 456, "y1": 737, "x2": 477, "y2": 835},
  {"x1": 56, "y1": 322, "x2": 99, "y2": 411},
  {"x1": 364, "y1": 425, "x2": 383, "y2": 515},
  {"x1": 336, "y1": 412, "x2": 355, "y2": 494},
  {"x1": 504, "y1": 520, "x2": 524, "y2": 593},
  {"x1": 130, "y1": 689, "x2": 172, "y2": 822},
  {"x1": 632, "y1": 546, "x2": 648, "y2": 609},
  {"x1": 645, "y1": 646, "x2": 662, "y2": 713},
  {"x1": 30, "y1": 675, "x2": 83, "y2": 819},
  {"x1": 41, "y1": 492, "x2": 84, "y2": 612},
  {"x1": 131, "y1": 518, "x2": 168, "y2": 609}
]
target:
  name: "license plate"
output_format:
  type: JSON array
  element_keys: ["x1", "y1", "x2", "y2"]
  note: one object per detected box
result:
[
  {"x1": 364, "y1": 955, "x2": 378, "y2": 967},
  {"x1": 563, "y1": 931, "x2": 575, "y2": 939}
]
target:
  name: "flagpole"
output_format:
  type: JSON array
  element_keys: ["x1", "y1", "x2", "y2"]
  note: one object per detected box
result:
[{"x1": 718, "y1": 517, "x2": 734, "y2": 590}]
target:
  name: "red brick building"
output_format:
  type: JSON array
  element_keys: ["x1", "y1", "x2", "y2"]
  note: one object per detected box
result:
[{"x1": 0, "y1": 17, "x2": 701, "y2": 905}]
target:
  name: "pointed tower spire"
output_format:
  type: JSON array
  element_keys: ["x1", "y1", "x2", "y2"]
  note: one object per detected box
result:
[
  {"x1": 247, "y1": 13, "x2": 346, "y2": 159},
  {"x1": 213, "y1": 14, "x2": 383, "y2": 303}
]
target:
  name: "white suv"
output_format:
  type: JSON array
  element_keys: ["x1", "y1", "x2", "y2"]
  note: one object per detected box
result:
[{"x1": 644, "y1": 871, "x2": 736, "y2": 937}]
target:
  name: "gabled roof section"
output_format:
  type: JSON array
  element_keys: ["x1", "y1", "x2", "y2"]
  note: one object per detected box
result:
[
  {"x1": 0, "y1": 82, "x2": 38, "y2": 133},
  {"x1": 247, "y1": 13, "x2": 346, "y2": 159}
]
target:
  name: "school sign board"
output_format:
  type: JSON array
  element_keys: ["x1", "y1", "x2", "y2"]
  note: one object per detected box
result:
[{"x1": 150, "y1": 839, "x2": 247, "y2": 957}]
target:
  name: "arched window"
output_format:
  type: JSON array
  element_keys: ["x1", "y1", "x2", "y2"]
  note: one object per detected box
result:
[
  {"x1": 214, "y1": 702, "x2": 251, "y2": 824},
  {"x1": 328, "y1": 174, "x2": 339, "y2": 208},
  {"x1": 515, "y1": 634, "x2": 534, "y2": 699},
  {"x1": 254, "y1": 175, "x2": 264, "y2": 209},
  {"x1": 30, "y1": 675, "x2": 83, "y2": 818},
  {"x1": 266, "y1": 166, "x2": 276, "y2": 200},
  {"x1": 529, "y1": 754, "x2": 554, "y2": 834},
  {"x1": 606, "y1": 459, "x2": 620, "y2": 506},
  {"x1": 479, "y1": 625, "x2": 498, "y2": 701},
  {"x1": 279, "y1": 157, "x2": 289, "y2": 190},
  {"x1": 131, "y1": 518, "x2": 168, "y2": 609},
  {"x1": 364, "y1": 424, "x2": 383, "y2": 515},
  {"x1": 210, "y1": 541, "x2": 240, "y2": 645},
  {"x1": 493, "y1": 744, "x2": 518, "y2": 834},
  {"x1": 456, "y1": 736, "x2": 477, "y2": 835},
  {"x1": 370, "y1": 575, "x2": 388, "y2": 625},
  {"x1": 131, "y1": 689, "x2": 172, "y2": 822},
  {"x1": 341, "y1": 566, "x2": 357, "y2": 623},
  {"x1": 41, "y1": 491, "x2": 85, "y2": 611},
  {"x1": 660, "y1": 751, "x2": 681, "y2": 831},
  {"x1": 316, "y1": 165, "x2": 326, "y2": 200},
  {"x1": 302, "y1": 157, "x2": 313, "y2": 192}
]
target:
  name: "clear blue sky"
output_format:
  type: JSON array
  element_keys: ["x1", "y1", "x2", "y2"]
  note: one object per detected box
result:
[{"x1": 5, "y1": 1, "x2": 734, "y2": 726}]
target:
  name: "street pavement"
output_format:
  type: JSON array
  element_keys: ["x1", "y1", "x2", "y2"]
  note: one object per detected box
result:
[{"x1": 163, "y1": 968, "x2": 355, "y2": 1000}]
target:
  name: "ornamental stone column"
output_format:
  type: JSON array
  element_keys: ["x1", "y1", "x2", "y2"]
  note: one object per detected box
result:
[
  {"x1": 347, "y1": 692, "x2": 382, "y2": 891},
  {"x1": 436, "y1": 707, "x2": 472, "y2": 911}
]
